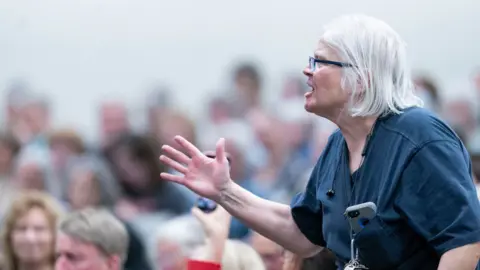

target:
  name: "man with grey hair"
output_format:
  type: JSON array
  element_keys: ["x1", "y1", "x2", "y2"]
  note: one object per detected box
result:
[
  {"x1": 160, "y1": 14, "x2": 480, "y2": 269},
  {"x1": 55, "y1": 208, "x2": 129, "y2": 270}
]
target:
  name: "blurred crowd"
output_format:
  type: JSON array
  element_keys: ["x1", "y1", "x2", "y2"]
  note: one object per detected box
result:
[{"x1": 0, "y1": 61, "x2": 479, "y2": 270}]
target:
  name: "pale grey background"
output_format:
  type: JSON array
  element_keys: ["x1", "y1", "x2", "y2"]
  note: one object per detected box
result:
[{"x1": 0, "y1": 0, "x2": 478, "y2": 141}]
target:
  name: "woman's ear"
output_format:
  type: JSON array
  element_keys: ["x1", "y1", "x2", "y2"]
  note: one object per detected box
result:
[
  {"x1": 106, "y1": 254, "x2": 122, "y2": 270},
  {"x1": 355, "y1": 71, "x2": 371, "y2": 92}
]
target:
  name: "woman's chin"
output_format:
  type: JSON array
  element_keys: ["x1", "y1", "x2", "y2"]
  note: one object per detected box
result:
[{"x1": 304, "y1": 100, "x2": 316, "y2": 113}]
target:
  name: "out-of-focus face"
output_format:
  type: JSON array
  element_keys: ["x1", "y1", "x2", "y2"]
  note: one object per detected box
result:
[
  {"x1": 235, "y1": 75, "x2": 259, "y2": 102},
  {"x1": 303, "y1": 43, "x2": 348, "y2": 117},
  {"x1": 12, "y1": 207, "x2": 54, "y2": 265},
  {"x1": 282, "y1": 121, "x2": 305, "y2": 149},
  {"x1": 68, "y1": 169, "x2": 101, "y2": 210},
  {"x1": 156, "y1": 114, "x2": 195, "y2": 148},
  {"x1": 282, "y1": 78, "x2": 305, "y2": 99},
  {"x1": 22, "y1": 104, "x2": 48, "y2": 135},
  {"x1": 100, "y1": 103, "x2": 129, "y2": 145},
  {"x1": 16, "y1": 162, "x2": 45, "y2": 191},
  {"x1": 112, "y1": 147, "x2": 150, "y2": 188},
  {"x1": 156, "y1": 240, "x2": 186, "y2": 270},
  {"x1": 0, "y1": 142, "x2": 14, "y2": 173},
  {"x1": 444, "y1": 100, "x2": 476, "y2": 135},
  {"x1": 55, "y1": 233, "x2": 116, "y2": 270},
  {"x1": 223, "y1": 141, "x2": 245, "y2": 180},
  {"x1": 248, "y1": 110, "x2": 281, "y2": 150},
  {"x1": 208, "y1": 99, "x2": 231, "y2": 124},
  {"x1": 50, "y1": 142, "x2": 76, "y2": 170},
  {"x1": 6, "y1": 105, "x2": 21, "y2": 128}
]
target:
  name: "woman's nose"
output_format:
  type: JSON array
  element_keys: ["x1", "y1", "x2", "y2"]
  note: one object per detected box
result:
[
  {"x1": 24, "y1": 229, "x2": 38, "y2": 241},
  {"x1": 303, "y1": 66, "x2": 313, "y2": 76}
]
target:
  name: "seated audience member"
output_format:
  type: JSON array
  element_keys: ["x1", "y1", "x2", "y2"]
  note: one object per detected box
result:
[
  {"x1": 280, "y1": 75, "x2": 308, "y2": 99},
  {"x1": 155, "y1": 215, "x2": 205, "y2": 270},
  {"x1": 65, "y1": 155, "x2": 120, "y2": 211},
  {"x1": 471, "y1": 153, "x2": 480, "y2": 200},
  {"x1": 55, "y1": 208, "x2": 128, "y2": 270},
  {"x1": 0, "y1": 132, "x2": 21, "y2": 182},
  {"x1": 282, "y1": 250, "x2": 336, "y2": 270},
  {"x1": 214, "y1": 240, "x2": 266, "y2": 270},
  {"x1": 98, "y1": 100, "x2": 130, "y2": 151},
  {"x1": 202, "y1": 122, "x2": 266, "y2": 239},
  {"x1": 64, "y1": 156, "x2": 151, "y2": 270},
  {"x1": 228, "y1": 62, "x2": 263, "y2": 117},
  {"x1": 105, "y1": 134, "x2": 194, "y2": 221},
  {"x1": 413, "y1": 75, "x2": 441, "y2": 113},
  {"x1": 154, "y1": 110, "x2": 197, "y2": 151},
  {"x1": 2, "y1": 191, "x2": 63, "y2": 270},
  {"x1": 48, "y1": 128, "x2": 86, "y2": 195},
  {"x1": 250, "y1": 232, "x2": 284, "y2": 270},
  {"x1": 122, "y1": 222, "x2": 152, "y2": 270},
  {"x1": 442, "y1": 89, "x2": 479, "y2": 151},
  {"x1": 0, "y1": 132, "x2": 21, "y2": 224},
  {"x1": 189, "y1": 205, "x2": 265, "y2": 270},
  {"x1": 13, "y1": 152, "x2": 61, "y2": 200}
]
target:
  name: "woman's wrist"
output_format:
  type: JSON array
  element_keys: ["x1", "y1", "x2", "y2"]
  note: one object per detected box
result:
[{"x1": 204, "y1": 236, "x2": 227, "y2": 263}]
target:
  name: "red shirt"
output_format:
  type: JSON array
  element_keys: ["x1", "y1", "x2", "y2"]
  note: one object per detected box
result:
[{"x1": 187, "y1": 260, "x2": 221, "y2": 270}]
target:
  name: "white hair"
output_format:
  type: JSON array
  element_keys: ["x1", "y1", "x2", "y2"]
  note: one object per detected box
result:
[
  {"x1": 191, "y1": 240, "x2": 266, "y2": 270},
  {"x1": 156, "y1": 215, "x2": 205, "y2": 256},
  {"x1": 15, "y1": 146, "x2": 62, "y2": 197},
  {"x1": 320, "y1": 14, "x2": 423, "y2": 117},
  {"x1": 221, "y1": 240, "x2": 266, "y2": 270}
]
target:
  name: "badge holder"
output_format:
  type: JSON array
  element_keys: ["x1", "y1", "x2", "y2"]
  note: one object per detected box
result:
[{"x1": 344, "y1": 231, "x2": 368, "y2": 270}]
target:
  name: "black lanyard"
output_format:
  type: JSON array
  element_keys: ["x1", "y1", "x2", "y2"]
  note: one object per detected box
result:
[{"x1": 342, "y1": 119, "x2": 379, "y2": 206}]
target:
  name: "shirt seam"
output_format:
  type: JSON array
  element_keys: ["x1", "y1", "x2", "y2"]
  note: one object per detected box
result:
[{"x1": 379, "y1": 122, "x2": 461, "y2": 154}]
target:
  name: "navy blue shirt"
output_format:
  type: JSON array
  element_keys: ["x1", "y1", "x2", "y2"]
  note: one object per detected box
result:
[{"x1": 291, "y1": 107, "x2": 480, "y2": 270}]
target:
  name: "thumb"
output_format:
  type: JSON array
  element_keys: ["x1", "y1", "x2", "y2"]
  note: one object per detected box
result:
[
  {"x1": 191, "y1": 207, "x2": 210, "y2": 228},
  {"x1": 215, "y1": 138, "x2": 226, "y2": 163}
]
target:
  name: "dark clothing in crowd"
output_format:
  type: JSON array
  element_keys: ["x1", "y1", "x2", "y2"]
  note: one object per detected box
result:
[{"x1": 124, "y1": 222, "x2": 152, "y2": 270}]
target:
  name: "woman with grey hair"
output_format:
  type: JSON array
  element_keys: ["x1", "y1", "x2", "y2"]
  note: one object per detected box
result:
[
  {"x1": 155, "y1": 214, "x2": 206, "y2": 270},
  {"x1": 13, "y1": 147, "x2": 61, "y2": 198},
  {"x1": 65, "y1": 155, "x2": 152, "y2": 270},
  {"x1": 65, "y1": 154, "x2": 120, "y2": 210},
  {"x1": 160, "y1": 14, "x2": 480, "y2": 270}
]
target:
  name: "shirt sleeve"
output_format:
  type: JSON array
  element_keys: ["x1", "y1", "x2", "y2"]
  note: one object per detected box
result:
[
  {"x1": 395, "y1": 140, "x2": 480, "y2": 255},
  {"x1": 290, "y1": 163, "x2": 326, "y2": 246},
  {"x1": 187, "y1": 260, "x2": 221, "y2": 270}
]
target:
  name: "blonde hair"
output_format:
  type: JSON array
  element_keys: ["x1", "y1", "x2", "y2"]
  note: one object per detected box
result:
[
  {"x1": 156, "y1": 110, "x2": 197, "y2": 145},
  {"x1": 1, "y1": 191, "x2": 63, "y2": 270},
  {"x1": 48, "y1": 128, "x2": 85, "y2": 154},
  {"x1": 221, "y1": 240, "x2": 266, "y2": 270},
  {"x1": 282, "y1": 250, "x2": 336, "y2": 270},
  {"x1": 156, "y1": 215, "x2": 205, "y2": 257},
  {"x1": 320, "y1": 14, "x2": 423, "y2": 117}
]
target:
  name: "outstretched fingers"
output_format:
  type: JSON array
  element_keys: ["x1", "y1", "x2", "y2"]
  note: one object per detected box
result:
[
  {"x1": 160, "y1": 172, "x2": 186, "y2": 185},
  {"x1": 159, "y1": 155, "x2": 188, "y2": 174},
  {"x1": 174, "y1": 136, "x2": 204, "y2": 158},
  {"x1": 215, "y1": 138, "x2": 226, "y2": 163},
  {"x1": 161, "y1": 144, "x2": 191, "y2": 165}
]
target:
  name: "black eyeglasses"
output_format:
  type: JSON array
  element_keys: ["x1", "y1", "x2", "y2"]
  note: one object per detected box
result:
[{"x1": 309, "y1": 56, "x2": 354, "y2": 72}]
